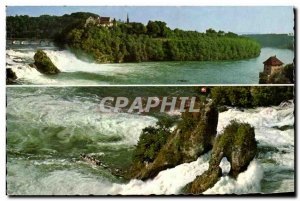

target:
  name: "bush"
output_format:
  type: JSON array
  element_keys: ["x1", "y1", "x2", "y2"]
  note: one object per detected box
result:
[
  {"x1": 210, "y1": 86, "x2": 293, "y2": 108},
  {"x1": 251, "y1": 86, "x2": 294, "y2": 107},
  {"x1": 133, "y1": 117, "x2": 175, "y2": 163},
  {"x1": 283, "y1": 64, "x2": 294, "y2": 83},
  {"x1": 259, "y1": 72, "x2": 268, "y2": 84}
]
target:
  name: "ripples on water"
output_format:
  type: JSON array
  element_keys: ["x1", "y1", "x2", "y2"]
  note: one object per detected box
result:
[
  {"x1": 6, "y1": 88, "x2": 294, "y2": 195},
  {"x1": 6, "y1": 46, "x2": 294, "y2": 85}
]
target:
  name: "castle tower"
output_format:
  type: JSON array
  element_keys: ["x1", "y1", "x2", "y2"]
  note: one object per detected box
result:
[
  {"x1": 263, "y1": 55, "x2": 284, "y2": 75},
  {"x1": 126, "y1": 13, "x2": 129, "y2": 24}
]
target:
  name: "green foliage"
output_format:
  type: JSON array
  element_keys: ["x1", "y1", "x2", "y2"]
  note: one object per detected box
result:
[
  {"x1": 215, "y1": 120, "x2": 255, "y2": 151},
  {"x1": 245, "y1": 34, "x2": 294, "y2": 50},
  {"x1": 211, "y1": 86, "x2": 293, "y2": 108},
  {"x1": 147, "y1": 21, "x2": 170, "y2": 38},
  {"x1": 216, "y1": 121, "x2": 238, "y2": 147},
  {"x1": 251, "y1": 86, "x2": 294, "y2": 107},
  {"x1": 259, "y1": 63, "x2": 294, "y2": 84},
  {"x1": 156, "y1": 116, "x2": 175, "y2": 131},
  {"x1": 268, "y1": 71, "x2": 290, "y2": 84},
  {"x1": 259, "y1": 72, "x2": 268, "y2": 84},
  {"x1": 211, "y1": 87, "x2": 252, "y2": 107},
  {"x1": 7, "y1": 13, "x2": 261, "y2": 63},
  {"x1": 33, "y1": 50, "x2": 60, "y2": 74},
  {"x1": 283, "y1": 63, "x2": 294, "y2": 83},
  {"x1": 6, "y1": 12, "x2": 98, "y2": 39},
  {"x1": 64, "y1": 25, "x2": 260, "y2": 63},
  {"x1": 235, "y1": 123, "x2": 255, "y2": 146},
  {"x1": 177, "y1": 113, "x2": 198, "y2": 133},
  {"x1": 133, "y1": 117, "x2": 175, "y2": 163}
]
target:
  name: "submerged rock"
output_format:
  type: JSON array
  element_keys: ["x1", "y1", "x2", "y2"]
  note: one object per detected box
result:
[
  {"x1": 130, "y1": 100, "x2": 219, "y2": 180},
  {"x1": 185, "y1": 166, "x2": 222, "y2": 194},
  {"x1": 80, "y1": 154, "x2": 127, "y2": 179},
  {"x1": 272, "y1": 125, "x2": 294, "y2": 131},
  {"x1": 184, "y1": 121, "x2": 257, "y2": 194},
  {"x1": 32, "y1": 50, "x2": 60, "y2": 75},
  {"x1": 6, "y1": 68, "x2": 17, "y2": 84}
]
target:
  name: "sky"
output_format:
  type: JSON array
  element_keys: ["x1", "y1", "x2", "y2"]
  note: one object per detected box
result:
[{"x1": 6, "y1": 6, "x2": 294, "y2": 34}]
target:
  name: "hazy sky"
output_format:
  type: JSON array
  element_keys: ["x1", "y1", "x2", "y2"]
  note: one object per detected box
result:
[{"x1": 6, "y1": 6, "x2": 294, "y2": 34}]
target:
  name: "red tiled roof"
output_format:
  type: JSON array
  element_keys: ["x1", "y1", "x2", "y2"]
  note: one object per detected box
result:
[
  {"x1": 263, "y1": 56, "x2": 283, "y2": 66},
  {"x1": 100, "y1": 17, "x2": 110, "y2": 24}
]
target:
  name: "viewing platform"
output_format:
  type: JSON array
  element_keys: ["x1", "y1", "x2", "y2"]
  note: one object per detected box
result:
[{"x1": 7, "y1": 39, "x2": 54, "y2": 46}]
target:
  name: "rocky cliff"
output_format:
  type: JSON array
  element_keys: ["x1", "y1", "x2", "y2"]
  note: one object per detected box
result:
[
  {"x1": 31, "y1": 50, "x2": 60, "y2": 75},
  {"x1": 130, "y1": 100, "x2": 219, "y2": 180},
  {"x1": 6, "y1": 68, "x2": 17, "y2": 84},
  {"x1": 185, "y1": 121, "x2": 257, "y2": 194}
]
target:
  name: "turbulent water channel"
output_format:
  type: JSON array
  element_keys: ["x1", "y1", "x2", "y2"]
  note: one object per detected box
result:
[
  {"x1": 6, "y1": 87, "x2": 294, "y2": 195},
  {"x1": 6, "y1": 44, "x2": 294, "y2": 85}
]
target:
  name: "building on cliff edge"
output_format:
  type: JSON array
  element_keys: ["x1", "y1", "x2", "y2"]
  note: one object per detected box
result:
[
  {"x1": 263, "y1": 55, "x2": 284, "y2": 76},
  {"x1": 85, "y1": 16, "x2": 113, "y2": 27}
]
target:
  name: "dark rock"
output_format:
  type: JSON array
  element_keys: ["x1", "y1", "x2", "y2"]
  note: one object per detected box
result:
[
  {"x1": 29, "y1": 63, "x2": 36, "y2": 68},
  {"x1": 80, "y1": 154, "x2": 128, "y2": 179},
  {"x1": 130, "y1": 100, "x2": 219, "y2": 180},
  {"x1": 217, "y1": 105, "x2": 229, "y2": 113},
  {"x1": 32, "y1": 50, "x2": 60, "y2": 75},
  {"x1": 212, "y1": 121, "x2": 257, "y2": 178},
  {"x1": 186, "y1": 167, "x2": 222, "y2": 194},
  {"x1": 6, "y1": 68, "x2": 17, "y2": 84},
  {"x1": 80, "y1": 154, "x2": 103, "y2": 166},
  {"x1": 272, "y1": 125, "x2": 293, "y2": 131},
  {"x1": 184, "y1": 121, "x2": 257, "y2": 194}
]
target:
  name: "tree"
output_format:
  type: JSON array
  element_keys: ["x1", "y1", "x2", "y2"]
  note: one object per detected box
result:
[
  {"x1": 146, "y1": 21, "x2": 161, "y2": 37},
  {"x1": 133, "y1": 117, "x2": 175, "y2": 163},
  {"x1": 283, "y1": 64, "x2": 294, "y2": 83},
  {"x1": 8, "y1": 12, "x2": 261, "y2": 63}
]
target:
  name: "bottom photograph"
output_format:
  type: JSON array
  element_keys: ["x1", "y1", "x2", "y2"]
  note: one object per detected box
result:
[{"x1": 6, "y1": 86, "x2": 294, "y2": 195}]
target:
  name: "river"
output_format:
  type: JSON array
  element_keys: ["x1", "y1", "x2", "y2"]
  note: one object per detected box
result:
[
  {"x1": 6, "y1": 87, "x2": 294, "y2": 195},
  {"x1": 6, "y1": 45, "x2": 294, "y2": 85}
]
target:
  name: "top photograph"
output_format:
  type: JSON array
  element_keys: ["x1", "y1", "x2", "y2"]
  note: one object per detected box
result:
[{"x1": 6, "y1": 6, "x2": 294, "y2": 85}]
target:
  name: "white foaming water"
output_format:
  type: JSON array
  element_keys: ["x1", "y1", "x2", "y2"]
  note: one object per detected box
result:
[
  {"x1": 6, "y1": 49, "x2": 133, "y2": 85},
  {"x1": 7, "y1": 89, "x2": 157, "y2": 146},
  {"x1": 104, "y1": 156, "x2": 260, "y2": 195},
  {"x1": 109, "y1": 153, "x2": 210, "y2": 195},
  {"x1": 6, "y1": 49, "x2": 55, "y2": 84},
  {"x1": 204, "y1": 160, "x2": 263, "y2": 194},
  {"x1": 7, "y1": 87, "x2": 294, "y2": 195},
  {"x1": 44, "y1": 50, "x2": 132, "y2": 74},
  {"x1": 104, "y1": 102, "x2": 294, "y2": 195},
  {"x1": 106, "y1": 157, "x2": 262, "y2": 195},
  {"x1": 216, "y1": 101, "x2": 294, "y2": 193},
  {"x1": 7, "y1": 160, "x2": 113, "y2": 195},
  {"x1": 217, "y1": 101, "x2": 294, "y2": 147},
  {"x1": 7, "y1": 154, "x2": 262, "y2": 195}
]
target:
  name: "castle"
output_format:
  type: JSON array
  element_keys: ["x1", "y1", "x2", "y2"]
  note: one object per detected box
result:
[
  {"x1": 85, "y1": 16, "x2": 113, "y2": 27},
  {"x1": 259, "y1": 55, "x2": 285, "y2": 84},
  {"x1": 262, "y1": 55, "x2": 284, "y2": 76}
]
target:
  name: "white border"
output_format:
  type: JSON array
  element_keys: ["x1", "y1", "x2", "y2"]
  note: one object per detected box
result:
[
  {"x1": 1, "y1": 1, "x2": 298, "y2": 200},
  {"x1": 1, "y1": 0, "x2": 299, "y2": 6}
]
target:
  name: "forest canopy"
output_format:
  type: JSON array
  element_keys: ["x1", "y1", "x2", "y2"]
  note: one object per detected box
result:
[
  {"x1": 7, "y1": 12, "x2": 261, "y2": 63},
  {"x1": 244, "y1": 34, "x2": 294, "y2": 50}
]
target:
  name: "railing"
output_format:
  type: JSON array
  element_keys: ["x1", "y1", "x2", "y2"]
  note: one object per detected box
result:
[{"x1": 7, "y1": 38, "x2": 54, "y2": 46}]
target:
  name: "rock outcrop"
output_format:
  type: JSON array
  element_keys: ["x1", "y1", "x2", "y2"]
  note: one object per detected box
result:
[
  {"x1": 259, "y1": 63, "x2": 294, "y2": 84},
  {"x1": 185, "y1": 121, "x2": 257, "y2": 194},
  {"x1": 31, "y1": 50, "x2": 60, "y2": 75},
  {"x1": 130, "y1": 100, "x2": 219, "y2": 180},
  {"x1": 6, "y1": 68, "x2": 17, "y2": 84}
]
